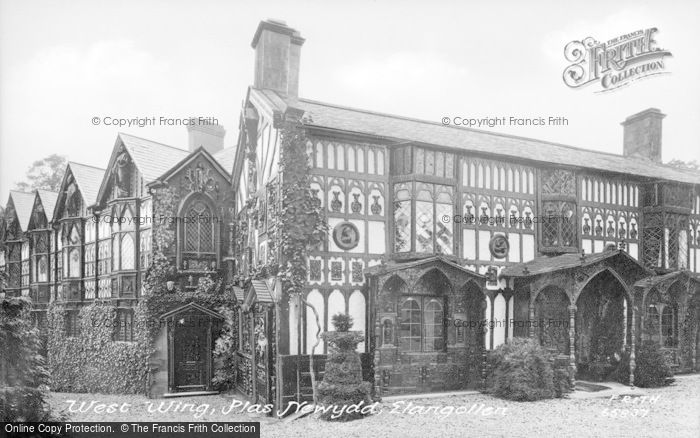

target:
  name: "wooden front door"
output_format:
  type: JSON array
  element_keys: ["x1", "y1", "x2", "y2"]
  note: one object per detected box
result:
[{"x1": 172, "y1": 311, "x2": 211, "y2": 391}]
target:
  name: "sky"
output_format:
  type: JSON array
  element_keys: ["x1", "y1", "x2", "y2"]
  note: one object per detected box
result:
[{"x1": 1, "y1": 0, "x2": 699, "y2": 202}]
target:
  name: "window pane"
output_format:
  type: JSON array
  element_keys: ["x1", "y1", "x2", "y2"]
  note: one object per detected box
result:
[
  {"x1": 424, "y1": 299, "x2": 444, "y2": 352},
  {"x1": 435, "y1": 203, "x2": 453, "y2": 255},
  {"x1": 38, "y1": 256, "x2": 48, "y2": 282},
  {"x1": 394, "y1": 200, "x2": 411, "y2": 253},
  {"x1": 121, "y1": 234, "x2": 135, "y2": 270},
  {"x1": 69, "y1": 248, "x2": 80, "y2": 278},
  {"x1": 415, "y1": 200, "x2": 434, "y2": 253},
  {"x1": 112, "y1": 235, "x2": 120, "y2": 271},
  {"x1": 399, "y1": 298, "x2": 421, "y2": 352},
  {"x1": 185, "y1": 201, "x2": 214, "y2": 253}
]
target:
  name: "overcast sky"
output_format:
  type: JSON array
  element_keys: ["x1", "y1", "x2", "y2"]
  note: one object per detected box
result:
[{"x1": 1, "y1": 0, "x2": 699, "y2": 202}]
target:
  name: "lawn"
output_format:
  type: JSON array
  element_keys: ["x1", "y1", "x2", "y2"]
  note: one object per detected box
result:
[{"x1": 49, "y1": 374, "x2": 700, "y2": 438}]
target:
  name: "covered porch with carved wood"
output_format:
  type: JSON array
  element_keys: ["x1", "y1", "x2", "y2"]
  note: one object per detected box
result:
[
  {"x1": 634, "y1": 270, "x2": 700, "y2": 373},
  {"x1": 502, "y1": 249, "x2": 653, "y2": 383},
  {"x1": 365, "y1": 256, "x2": 487, "y2": 396}
]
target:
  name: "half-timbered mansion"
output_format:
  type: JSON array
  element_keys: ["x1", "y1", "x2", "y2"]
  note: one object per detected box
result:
[
  {"x1": 1, "y1": 19, "x2": 699, "y2": 411},
  {"x1": 230, "y1": 20, "x2": 700, "y2": 408}
]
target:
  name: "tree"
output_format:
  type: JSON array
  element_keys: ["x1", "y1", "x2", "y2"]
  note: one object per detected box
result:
[
  {"x1": 15, "y1": 154, "x2": 67, "y2": 192},
  {"x1": 667, "y1": 159, "x2": 700, "y2": 171}
]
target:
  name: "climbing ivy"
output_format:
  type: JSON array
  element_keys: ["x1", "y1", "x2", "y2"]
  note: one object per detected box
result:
[{"x1": 277, "y1": 121, "x2": 327, "y2": 298}]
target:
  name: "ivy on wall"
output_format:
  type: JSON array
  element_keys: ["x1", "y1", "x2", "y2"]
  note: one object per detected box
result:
[
  {"x1": 46, "y1": 301, "x2": 149, "y2": 394},
  {"x1": 277, "y1": 121, "x2": 327, "y2": 298},
  {"x1": 46, "y1": 179, "x2": 238, "y2": 395}
]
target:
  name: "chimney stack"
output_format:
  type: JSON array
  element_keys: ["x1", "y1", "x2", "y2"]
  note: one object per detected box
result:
[
  {"x1": 621, "y1": 108, "x2": 665, "y2": 162},
  {"x1": 187, "y1": 121, "x2": 226, "y2": 154},
  {"x1": 251, "y1": 19, "x2": 305, "y2": 98}
]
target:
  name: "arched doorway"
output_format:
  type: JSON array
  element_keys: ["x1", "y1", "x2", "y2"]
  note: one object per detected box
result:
[
  {"x1": 575, "y1": 270, "x2": 628, "y2": 381},
  {"x1": 534, "y1": 286, "x2": 570, "y2": 356}
]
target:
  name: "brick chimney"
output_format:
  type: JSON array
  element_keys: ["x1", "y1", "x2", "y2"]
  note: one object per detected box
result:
[
  {"x1": 621, "y1": 108, "x2": 665, "y2": 162},
  {"x1": 187, "y1": 121, "x2": 226, "y2": 154},
  {"x1": 251, "y1": 19, "x2": 305, "y2": 98}
]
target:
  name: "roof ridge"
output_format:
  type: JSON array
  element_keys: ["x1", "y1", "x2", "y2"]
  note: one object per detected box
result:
[
  {"x1": 118, "y1": 132, "x2": 189, "y2": 152},
  {"x1": 293, "y1": 94, "x2": 631, "y2": 159},
  {"x1": 9, "y1": 189, "x2": 35, "y2": 195},
  {"x1": 68, "y1": 161, "x2": 106, "y2": 171}
]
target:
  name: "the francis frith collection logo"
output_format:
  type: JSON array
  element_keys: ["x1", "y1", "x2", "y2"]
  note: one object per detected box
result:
[{"x1": 563, "y1": 28, "x2": 672, "y2": 92}]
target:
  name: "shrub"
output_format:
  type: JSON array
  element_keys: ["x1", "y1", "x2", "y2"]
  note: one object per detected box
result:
[
  {"x1": 212, "y1": 306, "x2": 238, "y2": 391},
  {"x1": 615, "y1": 343, "x2": 674, "y2": 388},
  {"x1": 317, "y1": 313, "x2": 373, "y2": 421},
  {"x1": 485, "y1": 338, "x2": 572, "y2": 401},
  {"x1": 0, "y1": 297, "x2": 63, "y2": 422}
]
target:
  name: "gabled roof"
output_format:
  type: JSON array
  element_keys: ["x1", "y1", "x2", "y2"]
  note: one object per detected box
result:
[
  {"x1": 247, "y1": 279, "x2": 275, "y2": 304},
  {"x1": 117, "y1": 133, "x2": 191, "y2": 183},
  {"x1": 150, "y1": 146, "x2": 232, "y2": 185},
  {"x1": 159, "y1": 302, "x2": 224, "y2": 320},
  {"x1": 232, "y1": 286, "x2": 245, "y2": 303},
  {"x1": 250, "y1": 88, "x2": 700, "y2": 185},
  {"x1": 213, "y1": 147, "x2": 237, "y2": 174},
  {"x1": 36, "y1": 189, "x2": 59, "y2": 222},
  {"x1": 364, "y1": 255, "x2": 486, "y2": 279},
  {"x1": 52, "y1": 162, "x2": 105, "y2": 220},
  {"x1": 501, "y1": 249, "x2": 652, "y2": 277},
  {"x1": 633, "y1": 270, "x2": 700, "y2": 289},
  {"x1": 95, "y1": 133, "x2": 190, "y2": 205},
  {"x1": 8, "y1": 191, "x2": 36, "y2": 232},
  {"x1": 67, "y1": 162, "x2": 106, "y2": 206}
]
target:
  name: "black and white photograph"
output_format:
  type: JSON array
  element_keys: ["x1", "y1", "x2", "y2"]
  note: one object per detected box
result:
[{"x1": 1, "y1": 1, "x2": 699, "y2": 437}]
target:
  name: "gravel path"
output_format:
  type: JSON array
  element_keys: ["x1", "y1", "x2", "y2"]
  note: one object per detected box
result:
[{"x1": 49, "y1": 375, "x2": 700, "y2": 438}]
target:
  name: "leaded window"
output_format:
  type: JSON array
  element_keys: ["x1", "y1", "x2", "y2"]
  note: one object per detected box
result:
[
  {"x1": 21, "y1": 241, "x2": 30, "y2": 287},
  {"x1": 643, "y1": 213, "x2": 689, "y2": 270},
  {"x1": 414, "y1": 183, "x2": 453, "y2": 255},
  {"x1": 110, "y1": 204, "x2": 136, "y2": 272},
  {"x1": 7, "y1": 242, "x2": 21, "y2": 289},
  {"x1": 32, "y1": 232, "x2": 50, "y2": 283},
  {"x1": 393, "y1": 184, "x2": 411, "y2": 253},
  {"x1": 185, "y1": 201, "x2": 214, "y2": 253},
  {"x1": 399, "y1": 296, "x2": 445, "y2": 352},
  {"x1": 113, "y1": 309, "x2": 134, "y2": 342},
  {"x1": 139, "y1": 228, "x2": 151, "y2": 270},
  {"x1": 539, "y1": 169, "x2": 577, "y2": 252},
  {"x1": 65, "y1": 311, "x2": 80, "y2": 337},
  {"x1": 399, "y1": 298, "x2": 421, "y2": 351},
  {"x1": 180, "y1": 196, "x2": 218, "y2": 271},
  {"x1": 97, "y1": 217, "x2": 111, "y2": 276},
  {"x1": 423, "y1": 299, "x2": 444, "y2": 351},
  {"x1": 661, "y1": 305, "x2": 678, "y2": 347},
  {"x1": 63, "y1": 223, "x2": 82, "y2": 278},
  {"x1": 541, "y1": 201, "x2": 576, "y2": 248}
]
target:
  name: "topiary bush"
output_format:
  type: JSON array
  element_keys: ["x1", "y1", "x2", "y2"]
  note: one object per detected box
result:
[
  {"x1": 485, "y1": 338, "x2": 572, "y2": 401},
  {"x1": 317, "y1": 313, "x2": 372, "y2": 421},
  {"x1": 614, "y1": 342, "x2": 674, "y2": 388}
]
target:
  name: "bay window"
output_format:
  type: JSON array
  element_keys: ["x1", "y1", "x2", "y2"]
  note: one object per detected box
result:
[
  {"x1": 21, "y1": 241, "x2": 30, "y2": 289},
  {"x1": 32, "y1": 232, "x2": 49, "y2": 283},
  {"x1": 393, "y1": 182, "x2": 454, "y2": 255},
  {"x1": 111, "y1": 204, "x2": 136, "y2": 272}
]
